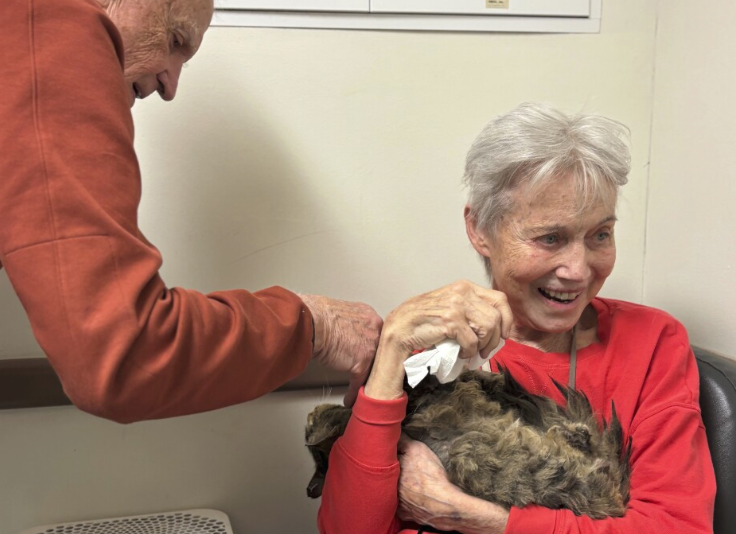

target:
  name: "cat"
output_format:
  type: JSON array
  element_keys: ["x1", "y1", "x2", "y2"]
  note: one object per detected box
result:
[{"x1": 305, "y1": 367, "x2": 631, "y2": 519}]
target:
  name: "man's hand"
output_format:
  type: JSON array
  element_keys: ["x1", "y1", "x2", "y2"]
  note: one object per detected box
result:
[
  {"x1": 299, "y1": 294, "x2": 382, "y2": 407},
  {"x1": 397, "y1": 435, "x2": 509, "y2": 534}
]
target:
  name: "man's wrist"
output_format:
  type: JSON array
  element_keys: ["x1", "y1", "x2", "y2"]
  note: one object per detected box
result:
[{"x1": 298, "y1": 293, "x2": 326, "y2": 358}]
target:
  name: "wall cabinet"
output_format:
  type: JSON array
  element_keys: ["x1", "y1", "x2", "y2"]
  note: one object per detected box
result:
[{"x1": 212, "y1": 0, "x2": 602, "y2": 33}]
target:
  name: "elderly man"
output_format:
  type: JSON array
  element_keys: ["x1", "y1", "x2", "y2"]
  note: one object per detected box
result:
[{"x1": 0, "y1": 0, "x2": 383, "y2": 422}]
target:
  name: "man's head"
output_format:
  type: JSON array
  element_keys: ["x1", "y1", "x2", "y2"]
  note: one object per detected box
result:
[{"x1": 101, "y1": 0, "x2": 214, "y2": 106}]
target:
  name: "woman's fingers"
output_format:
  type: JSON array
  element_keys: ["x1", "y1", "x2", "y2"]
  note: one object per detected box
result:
[
  {"x1": 453, "y1": 320, "x2": 481, "y2": 360},
  {"x1": 463, "y1": 286, "x2": 514, "y2": 359},
  {"x1": 383, "y1": 280, "x2": 514, "y2": 360},
  {"x1": 480, "y1": 311, "x2": 503, "y2": 360},
  {"x1": 490, "y1": 291, "x2": 514, "y2": 339},
  {"x1": 463, "y1": 303, "x2": 498, "y2": 358},
  {"x1": 366, "y1": 281, "x2": 513, "y2": 399},
  {"x1": 468, "y1": 284, "x2": 512, "y2": 338},
  {"x1": 398, "y1": 432, "x2": 416, "y2": 454}
]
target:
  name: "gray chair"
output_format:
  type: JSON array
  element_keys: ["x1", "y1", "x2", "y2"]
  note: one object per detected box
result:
[{"x1": 694, "y1": 347, "x2": 736, "y2": 534}]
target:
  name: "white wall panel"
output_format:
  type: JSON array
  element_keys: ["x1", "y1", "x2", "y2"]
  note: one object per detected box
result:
[
  {"x1": 217, "y1": 0, "x2": 368, "y2": 12},
  {"x1": 370, "y1": 0, "x2": 589, "y2": 17},
  {"x1": 212, "y1": 0, "x2": 601, "y2": 33}
]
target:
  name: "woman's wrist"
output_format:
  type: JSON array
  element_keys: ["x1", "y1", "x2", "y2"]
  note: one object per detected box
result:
[
  {"x1": 364, "y1": 356, "x2": 405, "y2": 399},
  {"x1": 364, "y1": 336, "x2": 410, "y2": 400}
]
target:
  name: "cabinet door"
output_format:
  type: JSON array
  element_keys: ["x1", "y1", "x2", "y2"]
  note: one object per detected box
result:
[
  {"x1": 370, "y1": 0, "x2": 590, "y2": 17},
  {"x1": 217, "y1": 0, "x2": 369, "y2": 12}
]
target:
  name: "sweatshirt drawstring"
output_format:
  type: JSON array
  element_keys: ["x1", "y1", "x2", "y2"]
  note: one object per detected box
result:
[{"x1": 569, "y1": 324, "x2": 578, "y2": 390}]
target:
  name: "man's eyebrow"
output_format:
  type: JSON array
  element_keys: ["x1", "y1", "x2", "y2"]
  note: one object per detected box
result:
[{"x1": 171, "y1": 21, "x2": 204, "y2": 55}]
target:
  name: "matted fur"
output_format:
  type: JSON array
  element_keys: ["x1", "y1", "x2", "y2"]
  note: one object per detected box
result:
[{"x1": 305, "y1": 368, "x2": 631, "y2": 519}]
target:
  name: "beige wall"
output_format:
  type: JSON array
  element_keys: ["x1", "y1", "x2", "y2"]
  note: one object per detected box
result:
[
  {"x1": 130, "y1": 6, "x2": 655, "y2": 312},
  {"x1": 0, "y1": 389, "x2": 338, "y2": 533},
  {"x1": 2, "y1": 0, "x2": 701, "y2": 532},
  {"x1": 644, "y1": 2, "x2": 736, "y2": 356}
]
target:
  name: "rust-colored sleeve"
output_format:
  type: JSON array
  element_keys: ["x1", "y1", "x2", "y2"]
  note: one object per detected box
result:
[{"x1": 0, "y1": 0, "x2": 314, "y2": 423}]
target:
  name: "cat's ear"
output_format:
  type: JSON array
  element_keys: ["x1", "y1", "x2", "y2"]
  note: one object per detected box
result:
[
  {"x1": 306, "y1": 424, "x2": 341, "y2": 447},
  {"x1": 306, "y1": 404, "x2": 351, "y2": 446}
]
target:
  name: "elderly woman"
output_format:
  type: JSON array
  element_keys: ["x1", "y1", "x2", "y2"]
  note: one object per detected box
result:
[
  {"x1": 317, "y1": 103, "x2": 715, "y2": 533},
  {"x1": 0, "y1": 0, "x2": 381, "y2": 422}
]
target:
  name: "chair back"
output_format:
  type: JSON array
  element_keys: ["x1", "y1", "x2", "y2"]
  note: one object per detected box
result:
[{"x1": 695, "y1": 347, "x2": 736, "y2": 534}]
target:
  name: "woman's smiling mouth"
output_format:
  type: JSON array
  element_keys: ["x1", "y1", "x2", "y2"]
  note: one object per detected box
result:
[{"x1": 538, "y1": 288, "x2": 582, "y2": 304}]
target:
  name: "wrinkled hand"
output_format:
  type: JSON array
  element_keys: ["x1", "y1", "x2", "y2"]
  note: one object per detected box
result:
[
  {"x1": 383, "y1": 280, "x2": 512, "y2": 361},
  {"x1": 397, "y1": 434, "x2": 464, "y2": 530},
  {"x1": 397, "y1": 435, "x2": 510, "y2": 534},
  {"x1": 299, "y1": 294, "x2": 382, "y2": 407},
  {"x1": 365, "y1": 280, "x2": 512, "y2": 400}
]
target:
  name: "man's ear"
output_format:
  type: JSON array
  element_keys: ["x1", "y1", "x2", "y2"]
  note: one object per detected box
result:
[{"x1": 464, "y1": 206, "x2": 493, "y2": 258}]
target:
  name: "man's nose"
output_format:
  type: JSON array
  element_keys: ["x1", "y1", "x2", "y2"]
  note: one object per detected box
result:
[
  {"x1": 557, "y1": 242, "x2": 590, "y2": 281},
  {"x1": 156, "y1": 56, "x2": 184, "y2": 101}
]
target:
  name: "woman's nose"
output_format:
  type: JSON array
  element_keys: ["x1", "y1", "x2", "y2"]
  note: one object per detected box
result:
[
  {"x1": 557, "y1": 242, "x2": 590, "y2": 281},
  {"x1": 156, "y1": 57, "x2": 184, "y2": 101}
]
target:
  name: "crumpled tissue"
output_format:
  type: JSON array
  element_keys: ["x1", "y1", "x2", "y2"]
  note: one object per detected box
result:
[{"x1": 403, "y1": 339, "x2": 506, "y2": 388}]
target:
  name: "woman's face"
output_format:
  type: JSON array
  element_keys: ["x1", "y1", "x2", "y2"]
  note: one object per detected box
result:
[
  {"x1": 105, "y1": 0, "x2": 214, "y2": 106},
  {"x1": 467, "y1": 174, "x2": 617, "y2": 337}
]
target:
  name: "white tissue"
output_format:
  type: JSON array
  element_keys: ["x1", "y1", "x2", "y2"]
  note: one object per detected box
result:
[{"x1": 403, "y1": 339, "x2": 506, "y2": 388}]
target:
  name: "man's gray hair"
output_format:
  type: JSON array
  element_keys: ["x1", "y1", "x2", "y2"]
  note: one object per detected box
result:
[{"x1": 463, "y1": 102, "x2": 631, "y2": 235}]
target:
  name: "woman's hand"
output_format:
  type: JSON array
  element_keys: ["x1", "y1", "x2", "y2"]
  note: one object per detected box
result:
[
  {"x1": 396, "y1": 434, "x2": 461, "y2": 527},
  {"x1": 365, "y1": 280, "x2": 512, "y2": 399},
  {"x1": 397, "y1": 435, "x2": 509, "y2": 534}
]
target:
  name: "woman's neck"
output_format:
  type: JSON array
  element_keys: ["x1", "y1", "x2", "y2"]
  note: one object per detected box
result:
[
  {"x1": 510, "y1": 328, "x2": 573, "y2": 353},
  {"x1": 510, "y1": 305, "x2": 598, "y2": 353}
]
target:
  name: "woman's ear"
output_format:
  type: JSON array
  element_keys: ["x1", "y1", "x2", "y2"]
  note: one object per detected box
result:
[{"x1": 464, "y1": 205, "x2": 493, "y2": 258}]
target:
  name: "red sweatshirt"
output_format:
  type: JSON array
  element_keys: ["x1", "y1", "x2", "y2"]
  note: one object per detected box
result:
[
  {"x1": 0, "y1": 0, "x2": 313, "y2": 422},
  {"x1": 318, "y1": 298, "x2": 716, "y2": 534}
]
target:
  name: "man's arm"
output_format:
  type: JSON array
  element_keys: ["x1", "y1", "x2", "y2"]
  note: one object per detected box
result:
[{"x1": 0, "y1": 0, "x2": 378, "y2": 422}]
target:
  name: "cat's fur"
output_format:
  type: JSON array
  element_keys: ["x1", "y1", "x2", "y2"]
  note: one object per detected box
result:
[{"x1": 305, "y1": 367, "x2": 631, "y2": 519}]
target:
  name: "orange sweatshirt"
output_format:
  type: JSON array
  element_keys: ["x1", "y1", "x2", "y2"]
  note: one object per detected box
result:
[
  {"x1": 0, "y1": 0, "x2": 313, "y2": 423},
  {"x1": 319, "y1": 298, "x2": 716, "y2": 534}
]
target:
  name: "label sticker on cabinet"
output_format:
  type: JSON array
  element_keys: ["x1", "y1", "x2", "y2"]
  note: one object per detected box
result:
[{"x1": 486, "y1": 0, "x2": 509, "y2": 8}]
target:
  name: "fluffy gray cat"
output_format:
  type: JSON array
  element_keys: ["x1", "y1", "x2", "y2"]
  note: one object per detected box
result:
[{"x1": 305, "y1": 368, "x2": 631, "y2": 519}]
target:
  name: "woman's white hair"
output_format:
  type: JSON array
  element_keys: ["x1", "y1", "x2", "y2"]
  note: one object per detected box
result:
[{"x1": 463, "y1": 102, "x2": 631, "y2": 236}]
